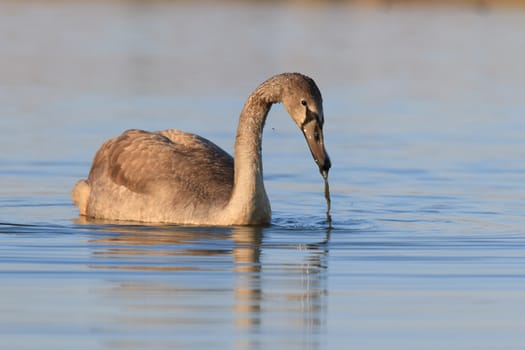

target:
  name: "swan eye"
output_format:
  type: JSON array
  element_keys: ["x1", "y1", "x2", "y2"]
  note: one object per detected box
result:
[
  {"x1": 314, "y1": 130, "x2": 320, "y2": 141},
  {"x1": 301, "y1": 99, "x2": 307, "y2": 107}
]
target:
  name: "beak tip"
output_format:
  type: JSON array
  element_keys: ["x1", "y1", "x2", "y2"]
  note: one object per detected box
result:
[{"x1": 319, "y1": 155, "x2": 331, "y2": 179}]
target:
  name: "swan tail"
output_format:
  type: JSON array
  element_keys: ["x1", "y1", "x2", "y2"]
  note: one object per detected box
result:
[{"x1": 72, "y1": 180, "x2": 90, "y2": 216}]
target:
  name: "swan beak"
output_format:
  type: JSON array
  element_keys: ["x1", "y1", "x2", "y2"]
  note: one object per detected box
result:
[{"x1": 302, "y1": 120, "x2": 331, "y2": 177}]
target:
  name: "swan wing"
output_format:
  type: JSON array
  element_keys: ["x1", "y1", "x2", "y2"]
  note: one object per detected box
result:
[{"x1": 88, "y1": 129, "x2": 234, "y2": 205}]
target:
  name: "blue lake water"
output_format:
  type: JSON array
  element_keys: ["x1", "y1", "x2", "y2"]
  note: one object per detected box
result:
[{"x1": 1, "y1": 2, "x2": 525, "y2": 349}]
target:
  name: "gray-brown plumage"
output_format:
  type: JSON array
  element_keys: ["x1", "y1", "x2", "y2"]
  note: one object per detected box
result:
[{"x1": 72, "y1": 73, "x2": 331, "y2": 225}]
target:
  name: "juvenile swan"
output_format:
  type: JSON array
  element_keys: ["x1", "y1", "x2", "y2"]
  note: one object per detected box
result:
[{"x1": 72, "y1": 73, "x2": 331, "y2": 225}]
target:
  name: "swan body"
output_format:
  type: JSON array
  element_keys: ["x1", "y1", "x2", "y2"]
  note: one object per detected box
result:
[{"x1": 72, "y1": 73, "x2": 331, "y2": 225}]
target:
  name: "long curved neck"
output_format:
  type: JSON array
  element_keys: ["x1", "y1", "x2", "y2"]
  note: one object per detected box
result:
[
  {"x1": 235, "y1": 96, "x2": 271, "y2": 186},
  {"x1": 225, "y1": 80, "x2": 282, "y2": 224}
]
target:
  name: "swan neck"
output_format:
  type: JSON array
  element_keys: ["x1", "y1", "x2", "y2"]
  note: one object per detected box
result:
[
  {"x1": 227, "y1": 84, "x2": 281, "y2": 224},
  {"x1": 235, "y1": 97, "x2": 271, "y2": 175},
  {"x1": 234, "y1": 79, "x2": 283, "y2": 175}
]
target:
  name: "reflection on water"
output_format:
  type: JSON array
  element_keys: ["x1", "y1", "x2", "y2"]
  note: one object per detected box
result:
[
  {"x1": 232, "y1": 227, "x2": 263, "y2": 334},
  {"x1": 84, "y1": 224, "x2": 329, "y2": 349}
]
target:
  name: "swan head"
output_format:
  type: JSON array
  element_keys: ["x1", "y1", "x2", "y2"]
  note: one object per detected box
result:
[{"x1": 280, "y1": 73, "x2": 332, "y2": 177}]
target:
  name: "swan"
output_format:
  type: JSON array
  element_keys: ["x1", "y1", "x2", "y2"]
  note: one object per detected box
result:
[{"x1": 72, "y1": 72, "x2": 331, "y2": 225}]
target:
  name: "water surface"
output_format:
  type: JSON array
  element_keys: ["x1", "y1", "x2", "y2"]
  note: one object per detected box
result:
[{"x1": 1, "y1": 2, "x2": 525, "y2": 349}]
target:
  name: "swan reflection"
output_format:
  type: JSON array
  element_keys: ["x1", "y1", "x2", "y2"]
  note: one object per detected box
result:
[{"x1": 85, "y1": 223, "x2": 329, "y2": 349}]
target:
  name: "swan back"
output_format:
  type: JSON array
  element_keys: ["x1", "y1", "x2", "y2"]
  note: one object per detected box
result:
[{"x1": 84, "y1": 129, "x2": 234, "y2": 223}]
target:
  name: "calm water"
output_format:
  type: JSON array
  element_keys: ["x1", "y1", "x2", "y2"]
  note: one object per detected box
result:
[{"x1": 1, "y1": 2, "x2": 525, "y2": 349}]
